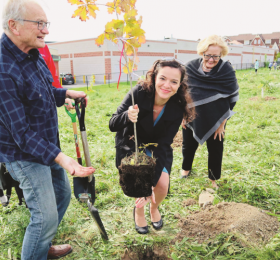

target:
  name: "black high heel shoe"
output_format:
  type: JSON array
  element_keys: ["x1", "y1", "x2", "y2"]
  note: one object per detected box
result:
[
  {"x1": 149, "y1": 203, "x2": 163, "y2": 230},
  {"x1": 133, "y1": 207, "x2": 149, "y2": 234}
]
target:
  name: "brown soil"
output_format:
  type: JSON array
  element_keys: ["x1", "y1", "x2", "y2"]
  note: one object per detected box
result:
[
  {"x1": 176, "y1": 202, "x2": 279, "y2": 245},
  {"x1": 265, "y1": 96, "x2": 277, "y2": 101},
  {"x1": 172, "y1": 131, "x2": 182, "y2": 148},
  {"x1": 121, "y1": 246, "x2": 171, "y2": 260},
  {"x1": 183, "y1": 198, "x2": 197, "y2": 207},
  {"x1": 119, "y1": 153, "x2": 156, "y2": 198},
  {"x1": 249, "y1": 96, "x2": 277, "y2": 101}
]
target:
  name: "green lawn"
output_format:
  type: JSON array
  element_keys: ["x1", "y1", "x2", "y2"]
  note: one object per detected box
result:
[{"x1": 1, "y1": 68, "x2": 280, "y2": 259}]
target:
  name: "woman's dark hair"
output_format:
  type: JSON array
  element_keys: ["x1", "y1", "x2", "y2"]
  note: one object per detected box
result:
[{"x1": 138, "y1": 59, "x2": 195, "y2": 122}]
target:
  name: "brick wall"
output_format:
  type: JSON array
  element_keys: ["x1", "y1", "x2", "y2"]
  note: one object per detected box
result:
[{"x1": 105, "y1": 58, "x2": 111, "y2": 80}]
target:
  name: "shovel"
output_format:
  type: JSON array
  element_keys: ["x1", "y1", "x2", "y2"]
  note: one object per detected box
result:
[
  {"x1": 64, "y1": 103, "x2": 88, "y2": 200},
  {"x1": 75, "y1": 98, "x2": 109, "y2": 240}
]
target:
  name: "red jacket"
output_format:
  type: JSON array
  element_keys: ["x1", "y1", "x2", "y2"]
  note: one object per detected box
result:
[{"x1": 39, "y1": 45, "x2": 62, "y2": 88}]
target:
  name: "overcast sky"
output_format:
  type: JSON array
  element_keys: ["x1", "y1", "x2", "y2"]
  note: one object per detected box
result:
[{"x1": 0, "y1": 0, "x2": 279, "y2": 43}]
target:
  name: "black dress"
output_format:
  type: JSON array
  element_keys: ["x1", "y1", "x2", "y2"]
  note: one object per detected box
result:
[{"x1": 109, "y1": 84, "x2": 184, "y2": 186}]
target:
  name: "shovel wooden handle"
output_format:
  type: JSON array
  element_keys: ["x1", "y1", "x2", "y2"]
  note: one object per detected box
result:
[{"x1": 81, "y1": 131, "x2": 93, "y2": 182}]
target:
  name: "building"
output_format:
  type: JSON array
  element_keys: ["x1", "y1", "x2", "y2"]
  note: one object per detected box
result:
[
  {"x1": 225, "y1": 32, "x2": 280, "y2": 52},
  {"x1": 48, "y1": 37, "x2": 275, "y2": 83},
  {"x1": 48, "y1": 47, "x2": 61, "y2": 76}
]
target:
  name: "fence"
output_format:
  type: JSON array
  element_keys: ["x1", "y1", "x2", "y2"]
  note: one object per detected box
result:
[{"x1": 61, "y1": 61, "x2": 273, "y2": 88}]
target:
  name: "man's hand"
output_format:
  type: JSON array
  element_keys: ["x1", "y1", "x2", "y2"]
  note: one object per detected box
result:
[
  {"x1": 128, "y1": 104, "x2": 139, "y2": 123},
  {"x1": 66, "y1": 90, "x2": 88, "y2": 107},
  {"x1": 55, "y1": 152, "x2": 95, "y2": 177}
]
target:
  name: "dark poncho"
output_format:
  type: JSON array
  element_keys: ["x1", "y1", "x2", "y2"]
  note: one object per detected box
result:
[{"x1": 186, "y1": 58, "x2": 239, "y2": 144}]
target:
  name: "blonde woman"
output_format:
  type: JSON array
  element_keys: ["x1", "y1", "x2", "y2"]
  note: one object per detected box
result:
[{"x1": 181, "y1": 35, "x2": 239, "y2": 188}]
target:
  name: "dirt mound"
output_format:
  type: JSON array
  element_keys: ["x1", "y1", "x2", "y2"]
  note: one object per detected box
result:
[
  {"x1": 183, "y1": 198, "x2": 197, "y2": 207},
  {"x1": 265, "y1": 96, "x2": 277, "y2": 101},
  {"x1": 122, "y1": 246, "x2": 170, "y2": 260},
  {"x1": 172, "y1": 131, "x2": 182, "y2": 148},
  {"x1": 176, "y1": 202, "x2": 279, "y2": 245},
  {"x1": 249, "y1": 96, "x2": 277, "y2": 101}
]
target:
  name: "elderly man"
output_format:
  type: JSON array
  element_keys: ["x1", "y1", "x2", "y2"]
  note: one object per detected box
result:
[{"x1": 0, "y1": 0, "x2": 95, "y2": 259}]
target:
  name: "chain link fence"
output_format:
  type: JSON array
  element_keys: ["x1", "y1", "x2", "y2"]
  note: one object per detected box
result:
[{"x1": 63, "y1": 62, "x2": 273, "y2": 87}]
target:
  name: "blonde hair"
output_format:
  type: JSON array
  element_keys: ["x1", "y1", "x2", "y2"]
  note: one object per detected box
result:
[{"x1": 197, "y1": 35, "x2": 228, "y2": 57}]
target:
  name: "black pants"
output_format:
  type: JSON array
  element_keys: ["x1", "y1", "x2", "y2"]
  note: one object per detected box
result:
[{"x1": 182, "y1": 127, "x2": 224, "y2": 180}]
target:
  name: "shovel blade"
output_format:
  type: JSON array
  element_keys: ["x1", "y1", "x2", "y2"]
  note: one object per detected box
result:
[{"x1": 87, "y1": 201, "x2": 109, "y2": 240}]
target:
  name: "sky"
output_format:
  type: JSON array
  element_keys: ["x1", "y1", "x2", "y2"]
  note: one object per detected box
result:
[{"x1": 0, "y1": 0, "x2": 279, "y2": 43}]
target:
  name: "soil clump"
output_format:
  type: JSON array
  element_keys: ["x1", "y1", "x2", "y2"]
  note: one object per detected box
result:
[
  {"x1": 121, "y1": 246, "x2": 170, "y2": 260},
  {"x1": 176, "y1": 202, "x2": 279, "y2": 245},
  {"x1": 249, "y1": 96, "x2": 277, "y2": 101},
  {"x1": 183, "y1": 198, "x2": 197, "y2": 207},
  {"x1": 119, "y1": 153, "x2": 156, "y2": 198}
]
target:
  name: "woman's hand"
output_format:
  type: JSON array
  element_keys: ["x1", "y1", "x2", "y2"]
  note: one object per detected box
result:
[
  {"x1": 128, "y1": 104, "x2": 139, "y2": 123},
  {"x1": 214, "y1": 119, "x2": 227, "y2": 141},
  {"x1": 64, "y1": 98, "x2": 74, "y2": 111},
  {"x1": 135, "y1": 187, "x2": 156, "y2": 208},
  {"x1": 181, "y1": 119, "x2": 187, "y2": 129}
]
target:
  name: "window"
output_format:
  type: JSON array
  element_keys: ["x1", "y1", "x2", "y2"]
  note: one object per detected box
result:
[
  {"x1": 265, "y1": 39, "x2": 271, "y2": 44},
  {"x1": 244, "y1": 40, "x2": 250, "y2": 45},
  {"x1": 254, "y1": 39, "x2": 257, "y2": 44}
]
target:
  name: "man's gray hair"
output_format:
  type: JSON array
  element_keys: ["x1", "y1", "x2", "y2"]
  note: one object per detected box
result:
[{"x1": 2, "y1": 0, "x2": 39, "y2": 31}]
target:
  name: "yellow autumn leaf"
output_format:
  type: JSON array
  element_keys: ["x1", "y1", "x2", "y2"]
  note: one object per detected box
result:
[
  {"x1": 128, "y1": 58, "x2": 133, "y2": 72},
  {"x1": 88, "y1": 4, "x2": 99, "y2": 18},
  {"x1": 72, "y1": 6, "x2": 88, "y2": 21},
  {"x1": 138, "y1": 35, "x2": 146, "y2": 44},
  {"x1": 116, "y1": 6, "x2": 122, "y2": 15},
  {"x1": 125, "y1": 45, "x2": 135, "y2": 56},
  {"x1": 137, "y1": 16, "x2": 143, "y2": 26},
  {"x1": 134, "y1": 55, "x2": 140, "y2": 63},
  {"x1": 95, "y1": 33, "x2": 105, "y2": 46},
  {"x1": 119, "y1": 0, "x2": 130, "y2": 12},
  {"x1": 127, "y1": 9, "x2": 137, "y2": 17},
  {"x1": 105, "y1": 20, "x2": 115, "y2": 33},
  {"x1": 130, "y1": 28, "x2": 145, "y2": 37},
  {"x1": 123, "y1": 65, "x2": 129, "y2": 74},
  {"x1": 106, "y1": 2, "x2": 115, "y2": 14},
  {"x1": 68, "y1": 0, "x2": 84, "y2": 5}
]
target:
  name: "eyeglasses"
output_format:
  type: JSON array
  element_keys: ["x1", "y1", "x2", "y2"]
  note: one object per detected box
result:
[
  {"x1": 203, "y1": 54, "x2": 221, "y2": 61},
  {"x1": 16, "y1": 19, "x2": 50, "y2": 30}
]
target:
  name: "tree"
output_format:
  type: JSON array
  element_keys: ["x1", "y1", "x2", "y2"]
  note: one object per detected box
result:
[{"x1": 68, "y1": 0, "x2": 146, "y2": 162}]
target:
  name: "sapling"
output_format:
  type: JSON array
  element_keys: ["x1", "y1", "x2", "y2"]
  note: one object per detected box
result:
[{"x1": 68, "y1": 0, "x2": 146, "y2": 163}]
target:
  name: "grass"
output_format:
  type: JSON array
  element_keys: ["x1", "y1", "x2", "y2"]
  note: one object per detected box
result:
[{"x1": 1, "y1": 68, "x2": 280, "y2": 259}]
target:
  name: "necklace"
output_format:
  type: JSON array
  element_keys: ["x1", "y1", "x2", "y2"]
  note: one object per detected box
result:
[{"x1": 202, "y1": 64, "x2": 212, "y2": 72}]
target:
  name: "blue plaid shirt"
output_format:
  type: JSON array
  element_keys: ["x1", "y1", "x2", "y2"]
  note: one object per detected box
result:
[{"x1": 0, "y1": 33, "x2": 67, "y2": 166}]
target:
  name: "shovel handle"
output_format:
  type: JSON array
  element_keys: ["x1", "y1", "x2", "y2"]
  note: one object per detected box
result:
[{"x1": 75, "y1": 98, "x2": 93, "y2": 183}]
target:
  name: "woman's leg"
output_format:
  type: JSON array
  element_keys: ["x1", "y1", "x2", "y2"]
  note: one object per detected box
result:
[
  {"x1": 206, "y1": 133, "x2": 224, "y2": 188},
  {"x1": 134, "y1": 171, "x2": 169, "y2": 225},
  {"x1": 182, "y1": 127, "x2": 199, "y2": 176},
  {"x1": 150, "y1": 172, "x2": 169, "y2": 222}
]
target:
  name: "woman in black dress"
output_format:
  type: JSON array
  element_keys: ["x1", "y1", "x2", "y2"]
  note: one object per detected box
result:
[
  {"x1": 181, "y1": 35, "x2": 239, "y2": 189},
  {"x1": 110, "y1": 59, "x2": 195, "y2": 234}
]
